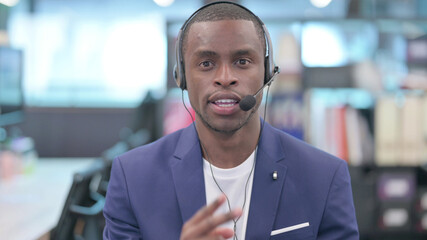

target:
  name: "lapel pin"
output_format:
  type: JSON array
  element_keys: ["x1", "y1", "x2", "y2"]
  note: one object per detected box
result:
[{"x1": 272, "y1": 171, "x2": 278, "y2": 180}]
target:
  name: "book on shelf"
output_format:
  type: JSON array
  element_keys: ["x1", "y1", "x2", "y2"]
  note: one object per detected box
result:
[
  {"x1": 375, "y1": 96, "x2": 400, "y2": 166},
  {"x1": 401, "y1": 96, "x2": 423, "y2": 165},
  {"x1": 304, "y1": 89, "x2": 374, "y2": 165},
  {"x1": 346, "y1": 107, "x2": 364, "y2": 166},
  {"x1": 375, "y1": 94, "x2": 427, "y2": 166},
  {"x1": 268, "y1": 91, "x2": 304, "y2": 140}
]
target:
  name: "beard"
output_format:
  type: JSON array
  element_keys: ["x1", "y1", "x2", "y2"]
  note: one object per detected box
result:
[{"x1": 194, "y1": 105, "x2": 258, "y2": 134}]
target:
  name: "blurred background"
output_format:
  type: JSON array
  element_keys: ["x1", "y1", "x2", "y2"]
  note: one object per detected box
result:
[{"x1": 1, "y1": 0, "x2": 427, "y2": 239}]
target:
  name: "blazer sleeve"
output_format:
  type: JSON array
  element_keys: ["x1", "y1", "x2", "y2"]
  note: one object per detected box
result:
[
  {"x1": 103, "y1": 157, "x2": 142, "y2": 240},
  {"x1": 317, "y1": 161, "x2": 359, "y2": 240}
]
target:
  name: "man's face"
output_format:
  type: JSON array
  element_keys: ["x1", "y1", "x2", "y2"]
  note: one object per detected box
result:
[{"x1": 183, "y1": 19, "x2": 265, "y2": 134}]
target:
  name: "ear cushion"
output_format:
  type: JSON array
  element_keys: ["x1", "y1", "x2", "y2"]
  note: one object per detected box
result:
[
  {"x1": 173, "y1": 64, "x2": 184, "y2": 90},
  {"x1": 174, "y1": 29, "x2": 186, "y2": 90},
  {"x1": 263, "y1": 24, "x2": 276, "y2": 84}
]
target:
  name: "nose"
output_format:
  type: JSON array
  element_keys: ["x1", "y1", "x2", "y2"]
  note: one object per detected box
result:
[{"x1": 214, "y1": 64, "x2": 238, "y2": 88}]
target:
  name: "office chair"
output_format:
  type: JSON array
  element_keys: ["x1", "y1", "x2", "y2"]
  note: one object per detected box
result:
[
  {"x1": 96, "y1": 141, "x2": 129, "y2": 196},
  {"x1": 50, "y1": 160, "x2": 105, "y2": 240},
  {"x1": 97, "y1": 128, "x2": 150, "y2": 196}
]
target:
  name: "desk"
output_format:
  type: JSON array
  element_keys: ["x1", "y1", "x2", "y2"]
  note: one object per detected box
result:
[{"x1": 0, "y1": 158, "x2": 96, "y2": 240}]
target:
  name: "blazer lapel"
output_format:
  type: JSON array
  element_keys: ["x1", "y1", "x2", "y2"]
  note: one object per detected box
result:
[
  {"x1": 245, "y1": 123, "x2": 288, "y2": 239},
  {"x1": 170, "y1": 125, "x2": 207, "y2": 223}
]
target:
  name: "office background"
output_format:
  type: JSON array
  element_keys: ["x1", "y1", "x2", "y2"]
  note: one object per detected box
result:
[{"x1": 1, "y1": 0, "x2": 427, "y2": 239}]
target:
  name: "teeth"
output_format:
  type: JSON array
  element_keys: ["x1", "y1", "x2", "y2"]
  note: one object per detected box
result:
[
  {"x1": 218, "y1": 104, "x2": 234, "y2": 107},
  {"x1": 214, "y1": 99, "x2": 237, "y2": 107},
  {"x1": 215, "y1": 99, "x2": 236, "y2": 103}
]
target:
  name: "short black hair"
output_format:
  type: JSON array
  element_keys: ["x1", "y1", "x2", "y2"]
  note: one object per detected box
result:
[{"x1": 181, "y1": 2, "x2": 266, "y2": 54}]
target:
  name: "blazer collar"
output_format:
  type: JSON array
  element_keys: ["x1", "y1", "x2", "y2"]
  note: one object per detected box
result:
[
  {"x1": 245, "y1": 121, "x2": 288, "y2": 239},
  {"x1": 170, "y1": 121, "x2": 288, "y2": 238},
  {"x1": 170, "y1": 124, "x2": 206, "y2": 222}
]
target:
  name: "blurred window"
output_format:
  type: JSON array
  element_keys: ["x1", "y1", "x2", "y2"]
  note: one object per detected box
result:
[
  {"x1": 9, "y1": 9, "x2": 166, "y2": 108},
  {"x1": 301, "y1": 21, "x2": 377, "y2": 67}
]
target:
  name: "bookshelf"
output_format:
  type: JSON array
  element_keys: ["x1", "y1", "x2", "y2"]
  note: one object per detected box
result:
[{"x1": 262, "y1": 16, "x2": 427, "y2": 240}]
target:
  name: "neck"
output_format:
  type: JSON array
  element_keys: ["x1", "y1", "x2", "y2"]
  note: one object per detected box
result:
[{"x1": 195, "y1": 116, "x2": 261, "y2": 169}]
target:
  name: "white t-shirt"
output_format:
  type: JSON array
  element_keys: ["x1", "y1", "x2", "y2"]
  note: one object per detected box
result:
[{"x1": 203, "y1": 150, "x2": 256, "y2": 240}]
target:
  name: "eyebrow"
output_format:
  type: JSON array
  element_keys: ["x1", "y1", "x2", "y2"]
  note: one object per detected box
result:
[
  {"x1": 234, "y1": 50, "x2": 251, "y2": 56},
  {"x1": 194, "y1": 48, "x2": 258, "y2": 60},
  {"x1": 231, "y1": 49, "x2": 257, "y2": 58},
  {"x1": 195, "y1": 50, "x2": 218, "y2": 58}
]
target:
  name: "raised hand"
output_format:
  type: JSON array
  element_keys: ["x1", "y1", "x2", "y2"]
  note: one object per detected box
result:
[{"x1": 180, "y1": 195, "x2": 242, "y2": 240}]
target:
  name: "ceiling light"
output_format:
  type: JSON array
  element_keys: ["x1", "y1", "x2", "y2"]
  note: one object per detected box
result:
[
  {"x1": 310, "y1": 0, "x2": 332, "y2": 8},
  {"x1": 0, "y1": 0, "x2": 19, "y2": 7},
  {"x1": 153, "y1": 0, "x2": 174, "y2": 7}
]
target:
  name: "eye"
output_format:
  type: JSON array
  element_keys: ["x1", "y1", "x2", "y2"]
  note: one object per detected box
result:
[
  {"x1": 237, "y1": 58, "x2": 250, "y2": 66},
  {"x1": 199, "y1": 61, "x2": 213, "y2": 69}
]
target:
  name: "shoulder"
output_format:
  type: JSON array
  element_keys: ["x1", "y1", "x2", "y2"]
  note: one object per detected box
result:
[
  {"x1": 115, "y1": 127, "x2": 187, "y2": 171},
  {"x1": 264, "y1": 123, "x2": 347, "y2": 179},
  {"x1": 267, "y1": 123, "x2": 344, "y2": 164}
]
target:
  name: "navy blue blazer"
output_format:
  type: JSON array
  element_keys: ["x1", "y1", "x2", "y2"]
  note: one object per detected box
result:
[{"x1": 103, "y1": 121, "x2": 359, "y2": 239}]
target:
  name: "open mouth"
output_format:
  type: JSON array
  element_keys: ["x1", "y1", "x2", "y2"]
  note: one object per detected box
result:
[{"x1": 213, "y1": 99, "x2": 239, "y2": 108}]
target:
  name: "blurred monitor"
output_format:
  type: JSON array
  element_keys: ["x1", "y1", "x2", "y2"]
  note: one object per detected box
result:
[
  {"x1": 407, "y1": 36, "x2": 427, "y2": 62},
  {"x1": 162, "y1": 89, "x2": 195, "y2": 136},
  {"x1": 0, "y1": 46, "x2": 24, "y2": 127},
  {"x1": 302, "y1": 65, "x2": 354, "y2": 89}
]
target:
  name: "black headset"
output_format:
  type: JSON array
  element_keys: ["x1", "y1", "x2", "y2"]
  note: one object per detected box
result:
[{"x1": 173, "y1": 1, "x2": 278, "y2": 90}]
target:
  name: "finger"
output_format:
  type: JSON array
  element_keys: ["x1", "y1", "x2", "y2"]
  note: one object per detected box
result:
[
  {"x1": 181, "y1": 195, "x2": 227, "y2": 239},
  {"x1": 190, "y1": 208, "x2": 242, "y2": 237},
  {"x1": 211, "y1": 227, "x2": 235, "y2": 239},
  {"x1": 206, "y1": 236, "x2": 226, "y2": 240},
  {"x1": 203, "y1": 236, "x2": 226, "y2": 240},
  {"x1": 186, "y1": 194, "x2": 226, "y2": 226}
]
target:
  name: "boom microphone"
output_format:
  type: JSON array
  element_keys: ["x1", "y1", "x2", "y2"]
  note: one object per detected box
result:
[{"x1": 239, "y1": 67, "x2": 279, "y2": 111}]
